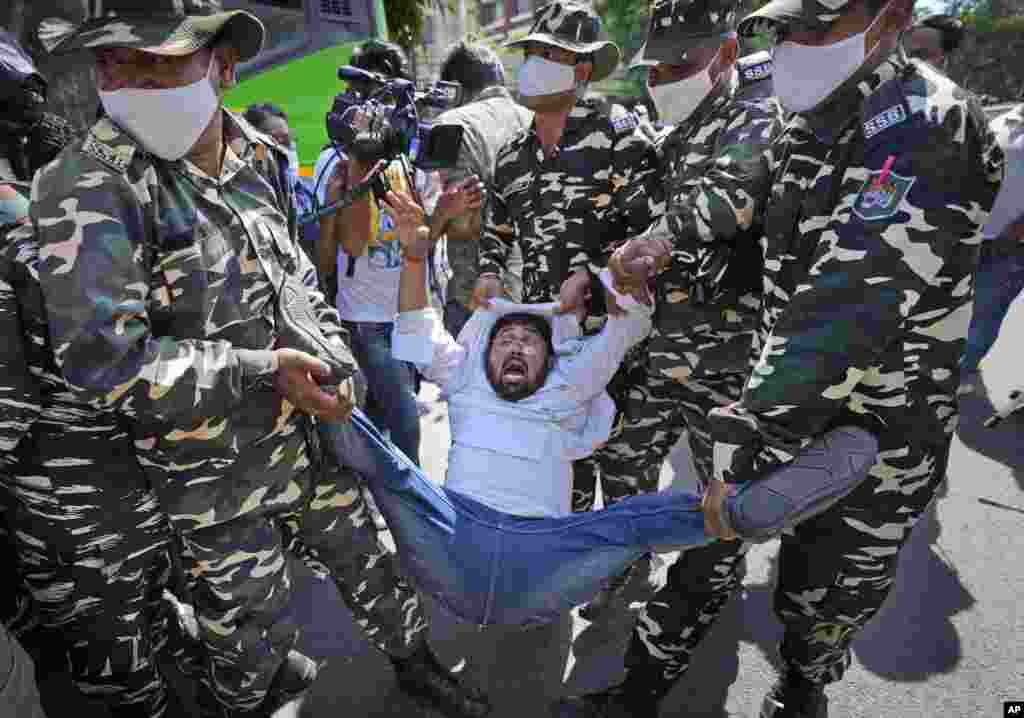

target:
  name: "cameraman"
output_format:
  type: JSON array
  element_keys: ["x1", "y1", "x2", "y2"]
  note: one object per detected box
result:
[
  {"x1": 315, "y1": 39, "x2": 475, "y2": 465},
  {"x1": 432, "y1": 41, "x2": 532, "y2": 339}
]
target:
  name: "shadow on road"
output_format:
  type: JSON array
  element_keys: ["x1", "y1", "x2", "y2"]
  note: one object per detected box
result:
[
  {"x1": 560, "y1": 478, "x2": 975, "y2": 717},
  {"x1": 956, "y1": 376, "x2": 1024, "y2": 493}
]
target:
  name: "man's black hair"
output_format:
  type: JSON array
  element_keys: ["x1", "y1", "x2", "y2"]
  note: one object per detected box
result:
[
  {"x1": 916, "y1": 14, "x2": 965, "y2": 54},
  {"x1": 351, "y1": 39, "x2": 409, "y2": 80},
  {"x1": 243, "y1": 102, "x2": 288, "y2": 131},
  {"x1": 439, "y1": 41, "x2": 505, "y2": 99},
  {"x1": 488, "y1": 313, "x2": 554, "y2": 355}
]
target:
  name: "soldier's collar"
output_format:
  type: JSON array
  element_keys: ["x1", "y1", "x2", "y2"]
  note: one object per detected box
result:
[
  {"x1": 564, "y1": 99, "x2": 604, "y2": 138},
  {"x1": 474, "y1": 85, "x2": 513, "y2": 103},
  {"x1": 82, "y1": 116, "x2": 140, "y2": 173},
  {"x1": 683, "y1": 68, "x2": 737, "y2": 130},
  {"x1": 800, "y1": 58, "x2": 904, "y2": 145},
  {"x1": 83, "y1": 109, "x2": 256, "y2": 176}
]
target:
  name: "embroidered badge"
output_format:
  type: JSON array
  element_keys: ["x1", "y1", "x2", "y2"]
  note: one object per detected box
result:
[
  {"x1": 863, "y1": 103, "x2": 907, "y2": 140},
  {"x1": 741, "y1": 60, "x2": 772, "y2": 84},
  {"x1": 612, "y1": 116, "x2": 637, "y2": 132},
  {"x1": 852, "y1": 170, "x2": 915, "y2": 221}
]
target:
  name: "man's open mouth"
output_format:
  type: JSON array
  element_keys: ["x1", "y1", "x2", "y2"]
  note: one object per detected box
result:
[{"x1": 501, "y1": 358, "x2": 527, "y2": 382}]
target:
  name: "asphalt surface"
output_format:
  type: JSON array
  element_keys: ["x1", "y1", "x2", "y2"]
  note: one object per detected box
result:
[{"x1": 294, "y1": 291, "x2": 1024, "y2": 718}]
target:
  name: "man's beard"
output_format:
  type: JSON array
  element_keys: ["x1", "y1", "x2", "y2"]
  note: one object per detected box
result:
[{"x1": 486, "y1": 357, "x2": 545, "y2": 402}]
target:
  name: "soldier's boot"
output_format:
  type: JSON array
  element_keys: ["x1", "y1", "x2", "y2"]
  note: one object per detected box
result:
[
  {"x1": 554, "y1": 682, "x2": 660, "y2": 718},
  {"x1": 391, "y1": 641, "x2": 491, "y2": 718},
  {"x1": 758, "y1": 671, "x2": 828, "y2": 718},
  {"x1": 577, "y1": 554, "x2": 649, "y2": 623}
]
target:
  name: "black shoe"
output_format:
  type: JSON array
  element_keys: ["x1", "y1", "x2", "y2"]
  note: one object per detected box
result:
[
  {"x1": 555, "y1": 684, "x2": 659, "y2": 718},
  {"x1": 578, "y1": 555, "x2": 650, "y2": 623},
  {"x1": 392, "y1": 643, "x2": 491, "y2": 718},
  {"x1": 759, "y1": 672, "x2": 827, "y2": 718}
]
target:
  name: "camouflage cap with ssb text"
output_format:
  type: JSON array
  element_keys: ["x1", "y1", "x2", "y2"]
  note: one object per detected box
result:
[
  {"x1": 505, "y1": 2, "x2": 621, "y2": 83},
  {"x1": 738, "y1": 0, "x2": 854, "y2": 38},
  {"x1": 37, "y1": 0, "x2": 264, "y2": 63},
  {"x1": 631, "y1": 0, "x2": 739, "y2": 68}
]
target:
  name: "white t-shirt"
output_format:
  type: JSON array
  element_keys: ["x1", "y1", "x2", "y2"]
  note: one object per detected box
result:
[{"x1": 314, "y1": 147, "x2": 440, "y2": 323}]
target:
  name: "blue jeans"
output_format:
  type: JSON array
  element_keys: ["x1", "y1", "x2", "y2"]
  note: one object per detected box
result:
[
  {"x1": 963, "y1": 243, "x2": 1024, "y2": 372},
  {"x1": 321, "y1": 412, "x2": 878, "y2": 627},
  {"x1": 342, "y1": 320, "x2": 421, "y2": 464}
]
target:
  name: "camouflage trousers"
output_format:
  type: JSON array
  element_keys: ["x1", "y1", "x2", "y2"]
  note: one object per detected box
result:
[
  {"x1": 622, "y1": 435, "x2": 950, "y2": 700},
  {"x1": 1, "y1": 421, "x2": 188, "y2": 718},
  {"x1": 178, "y1": 442, "x2": 427, "y2": 714}
]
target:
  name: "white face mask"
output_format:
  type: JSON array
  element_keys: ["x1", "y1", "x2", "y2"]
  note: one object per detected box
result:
[
  {"x1": 99, "y1": 55, "x2": 220, "y2": 161},
  {"x1": 647, "y1": 49, "x2": 722, "y2": 126},
  {"x1": 772, "y1": 2, "x2": 893, "y2": 113},
  {"x1": 518, "y1": 55, "x2": 577, "y2": 97}
]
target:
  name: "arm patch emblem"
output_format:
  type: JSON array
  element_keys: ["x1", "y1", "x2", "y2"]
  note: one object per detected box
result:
[{"x1": 852, "y1": 171, "x2": 916, "y2": 221}]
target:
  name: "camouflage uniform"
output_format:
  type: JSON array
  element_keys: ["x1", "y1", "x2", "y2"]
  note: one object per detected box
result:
[
  {"x1": 621, "y1": 56, "x2": 1001, "y2": 702},
  {"x1": 3, "y1": 183, "x2": 214, "y2": 718},
  {"x1": 0, "y1": 18, "x2": 216, "y2": 718},
  {"x1": 435, "y1": 85, "x2": 533, "y2": 338},
  {"x1": 0, "y1": 166, "x2": 38, "y2": 634},
  {"x1": 29, "y1": 109, "x2": 427, "y2": 713}
]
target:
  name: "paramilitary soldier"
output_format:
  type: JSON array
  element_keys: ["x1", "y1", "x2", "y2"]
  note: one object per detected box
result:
[
  {"x1": 27, "y1": 2, "x2": 488, "y2": 717},
  {"x1": 562, "y1": 0, "x2": 1002, "y2": 713},
  {"x1": 569, "y1": 0, "x2": 787, "y2": 621},
  {"x1": 2, "y1": 26, "x2": 201, "y2": 718},
  {"x1": 472, "y1": 1, "x2": 665, "y2": 517}
]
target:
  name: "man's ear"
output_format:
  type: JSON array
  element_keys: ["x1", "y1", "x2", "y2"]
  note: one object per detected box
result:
[
  {"x1": 721, "y1": 37, "x2": 739, "y2": 66},
  {"x1": 575, "y1": 59, "x2": 594, "y2": 85},
  {"x1": 215, "y1": 44, "x2": 241, "y2": 90}
]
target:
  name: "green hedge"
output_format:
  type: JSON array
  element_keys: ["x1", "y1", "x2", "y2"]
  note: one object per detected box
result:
[{"x1": 225, "y1": 41, "x2": 358, "y2": 167}]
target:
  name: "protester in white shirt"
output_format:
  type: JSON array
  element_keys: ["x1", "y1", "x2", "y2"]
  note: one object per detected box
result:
[{"x1": 318, "y1": 188, "x2": 879, "y2": 627}]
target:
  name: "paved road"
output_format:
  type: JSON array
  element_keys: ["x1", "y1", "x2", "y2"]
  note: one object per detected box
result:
[{"x1": 293, "y1": 297, "x2": 1024, "y2": 718}]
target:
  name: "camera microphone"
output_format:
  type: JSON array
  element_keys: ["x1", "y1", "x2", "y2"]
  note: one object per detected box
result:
[{"x1": 337, "y1": 65, "x2": 386, "y2": 86}]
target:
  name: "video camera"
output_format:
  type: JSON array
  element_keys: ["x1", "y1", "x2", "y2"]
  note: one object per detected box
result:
[
  {"x1": 1, "y1": 28, "x2": 77, "y2": 180},
  {"x1": 326, "y1": 65, "x2": 465, "y2": 171}
]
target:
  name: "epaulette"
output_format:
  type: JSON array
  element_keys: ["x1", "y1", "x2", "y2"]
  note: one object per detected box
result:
[
  {"x1": 81, "y1": 130, "x2": 135, "y2": 174},
  {"x1": 737, "y1": 50, "x2": 773, "y2": 88},
  {"x1": 860, "y1": 68, "x2": 917, "y2": 145}
]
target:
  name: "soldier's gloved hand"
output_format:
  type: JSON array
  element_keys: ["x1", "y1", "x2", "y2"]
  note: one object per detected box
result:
[
  {"x1": 272, "y1": 348, "x2": 353, "y2": 423},
  {"x1": 470, "y1": 273, "x2": 503, "y2": 310},
  {"x1": 610, "y1": 236, "x2": 672, "y2": 305},
  {"x1": 555, "y1": 269, "x2": 593, "y2": 322},
  {"x1": 702, "y1": 479, "x2": 739, "y2": 541}
]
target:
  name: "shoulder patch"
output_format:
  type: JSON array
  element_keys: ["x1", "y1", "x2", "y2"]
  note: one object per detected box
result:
[
  {"x1": 863, "y1": 103, "x2": 908, "y2": 140},
  {"x1": 852, "y1": 171, "x2": 915, "y2": 221},
  {"x1": 740, "y1": 59, "x2": 772, "y2": 86},
  {"x1": 81, "y1": 132, "x2": 135, "y2": 173},
  {"x1": 611, "y1": 112, "x2": 638, "y2": 133},
  {"x1": 737, "y1": 50, "x2": 773, "y2": 86}
]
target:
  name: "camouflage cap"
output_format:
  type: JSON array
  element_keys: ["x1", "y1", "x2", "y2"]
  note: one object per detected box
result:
[
  {"x1": 631, "y1": 0, "x2": 739, "y2": 68},
  {"x1": 37, "y1": 0, "x2": 264, "y2": 62},
  {"x1": 738, "y1": 0, "x2": 851, "y2": 37},
  {"x1": 505, "y1": 2, "x2": 621, "y2": 83}
]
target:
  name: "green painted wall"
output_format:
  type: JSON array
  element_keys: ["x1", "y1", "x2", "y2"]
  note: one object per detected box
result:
[{"x1": 225, "y1": 41, "x2": 358, "y2": 167}]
